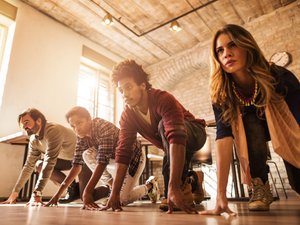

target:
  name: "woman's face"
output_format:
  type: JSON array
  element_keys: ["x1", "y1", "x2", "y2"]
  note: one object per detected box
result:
[{"x1": 215, "y1": 33, "x2": 248, "y2": 77}]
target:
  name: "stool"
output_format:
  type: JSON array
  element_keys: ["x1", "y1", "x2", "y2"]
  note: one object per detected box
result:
[
  {"x1": 267, "y1": 159, "x2": 288, "y2": 199},
  {"x1": 267, "y1": 145, "x2": 288, "y2": 199}
]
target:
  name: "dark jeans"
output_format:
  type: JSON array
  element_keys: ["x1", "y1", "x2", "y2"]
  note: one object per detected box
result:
[
  {"x1": 53, "y1": 160, "x2": 94, "y2": 198},
  {"x1": 159, "y1": 120, "x2": 206, "y2": 197},
  {"x1": 243, "y1": 111, "x2": 300, "y2": 194},
  {"x1": 57, "y1": 162, "x2": 107, "y2": 200},
  {"x1": 79, "y1": 163, "x2": 110, "y2": 200},
  {"x1": 36, "y1": 158, "x2": 73, "y2": 186},
  {"x1": 36, "y1": 159, "x2": 104, "y2": 199}
]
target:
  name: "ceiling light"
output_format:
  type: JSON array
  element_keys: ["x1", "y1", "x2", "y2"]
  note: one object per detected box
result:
[
  {"x1": 169, "y1": 21, "x2": 182, "y2": 32},
  {"x1": 102, "y1": 13, "x2": 114, "y2": 26}
]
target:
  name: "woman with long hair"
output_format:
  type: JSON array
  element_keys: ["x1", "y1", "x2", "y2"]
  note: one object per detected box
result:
[{"x1": 201, "y1": 24, "x2": 300, "y2": 215}]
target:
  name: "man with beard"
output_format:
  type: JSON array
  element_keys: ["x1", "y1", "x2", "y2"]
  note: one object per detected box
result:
[{"x1": 1, "y1": 108, "x2": 86, "y2": 206}]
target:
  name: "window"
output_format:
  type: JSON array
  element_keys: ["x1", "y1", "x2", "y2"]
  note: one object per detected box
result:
[
  {"x1": 0, "y1": 24, "x2": 8, "y2": 70},
  {"x1": 77, "y1": 58, "x2": 115, "y2": 123},
  {"x1": 0, "y1": 0, "x2": 17, "y2": 108}
]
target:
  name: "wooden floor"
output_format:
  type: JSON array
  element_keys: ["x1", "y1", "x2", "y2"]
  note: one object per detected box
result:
[{"x1": 1, "y1": 197, "x2": 299, "y2": 225}]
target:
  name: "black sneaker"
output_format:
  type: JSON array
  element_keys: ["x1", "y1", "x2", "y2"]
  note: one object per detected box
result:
[{"x1": 59, "y1": 182, "x2": 80, "y2": 203}]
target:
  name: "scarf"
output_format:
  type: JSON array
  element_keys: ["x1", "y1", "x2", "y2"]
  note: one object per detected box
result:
[{"x1": 231, "y1": 99, "x2": 300, "y2": 185}]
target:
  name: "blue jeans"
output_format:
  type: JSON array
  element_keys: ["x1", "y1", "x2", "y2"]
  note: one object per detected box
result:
[{"x1": 158, "y1": 120, "x2": 206, "y2": 197}]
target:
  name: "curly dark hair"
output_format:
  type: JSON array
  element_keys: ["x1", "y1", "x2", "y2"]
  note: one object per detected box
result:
[{"x1": 111, "y1": 59, "x2": 152, "y2": 90}]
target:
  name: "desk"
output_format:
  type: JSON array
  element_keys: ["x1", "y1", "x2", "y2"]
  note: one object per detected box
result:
[
  {"x1": 0, "y1": 131, "x2": 28, "y2": 143},
  {"x1": 138, "y1": 139, "x2": 163, "y2": 184},
  {"x1": 139, "y1": 141, "x2": 152, "y2": 184},
  {"x1": 0, "y1": 132, "x2": 37, "y2": 201},
  {"x1": 0, "y1": 131, "x2": 29, "y2": 165}
]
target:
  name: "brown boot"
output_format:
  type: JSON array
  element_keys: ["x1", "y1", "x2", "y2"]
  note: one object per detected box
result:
[
  {"x1": 146, "y1": 176, "x2": 160, "y2": 203},
  {"x1": 248, "y1": 177, "x2": 273, "y2": 211},
  {"x1": 189, "y1": 170, "x2": 205, "y2": 204}
]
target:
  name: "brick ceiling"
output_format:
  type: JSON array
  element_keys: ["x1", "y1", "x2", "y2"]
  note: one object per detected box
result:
[{"x1": 21, "y1": 0, "x2": 296, "y2": 66}]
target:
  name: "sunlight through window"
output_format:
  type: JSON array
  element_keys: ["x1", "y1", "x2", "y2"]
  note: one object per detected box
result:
[
  {"x1": 0, "y1": 13, "x2": 16, "y2": 109},
  {"x1": 77, "y1": 58, "x2": 114, "y2": 122}
]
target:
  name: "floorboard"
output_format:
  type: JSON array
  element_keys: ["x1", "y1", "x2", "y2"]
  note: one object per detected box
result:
[{"x1": 1, "y1": 197, "x2": 299, "y2": 225}]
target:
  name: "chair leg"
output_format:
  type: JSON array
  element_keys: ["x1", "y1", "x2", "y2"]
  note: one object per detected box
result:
[
  {"x1": 268, "y1": 168, "x2": 279, "y2": 200},
  {"x1": 230, "y1": 178, "x2": 234, "y2": 197},
  {"x1": 271, "y1": 161, "x2": 288, "y2": 199}
]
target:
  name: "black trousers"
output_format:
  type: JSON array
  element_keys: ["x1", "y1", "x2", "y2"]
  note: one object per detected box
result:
[
  {"x1": 37, "y1": 159, "x2": 109, "y2": 199},
  {"x1": 284, "y1": 160, "x2": 300, "y2": 194},
  {"x1": 242, "y1": 112, "x2": 270, "y2": 183},
  {"x1": 159, "y1": 120, "x2": 206, "y2": 197}
]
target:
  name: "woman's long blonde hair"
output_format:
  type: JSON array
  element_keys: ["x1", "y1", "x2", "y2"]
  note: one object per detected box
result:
[{"x1": 210, "y1": 24, "x2": 281, "y2": 125}]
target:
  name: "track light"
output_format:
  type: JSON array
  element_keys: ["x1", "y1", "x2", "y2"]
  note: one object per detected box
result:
[
  {"x1": 102, "y1": 13, "x2": 114, "y2": 26},
  {"x1": 169, "y1": 21, "x2": 182, "y2": 32}
]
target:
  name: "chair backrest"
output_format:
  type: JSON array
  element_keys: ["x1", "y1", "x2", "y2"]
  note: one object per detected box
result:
[{"x1": 191, "y1": 135, "x2": 212, "y2": 165}]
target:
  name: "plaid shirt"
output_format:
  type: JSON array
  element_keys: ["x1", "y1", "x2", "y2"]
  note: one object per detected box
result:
[{"x1": 73, "y1": 118, "x2": 141, "y2": 176}]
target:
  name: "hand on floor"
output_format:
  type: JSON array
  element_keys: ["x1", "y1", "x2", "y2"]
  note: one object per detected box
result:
[
  {"x1": 199, "y1": 196, "x2": 236, "y2": 216},
  {"x1": 1, "y1": 192, "x2": 18, "y2": 204},
  {"x1": 26, "y1": 196, "x2": 45, "y2": 207},
  {"x1": 82, "y1": 194, "x2": 100, "y2": 211},
  {"x1": 44, "y1": 195, "x2": 59, "y2": 207},
  {"x1": 100, "y1": 194, "x2": 122, "y2": 212}
]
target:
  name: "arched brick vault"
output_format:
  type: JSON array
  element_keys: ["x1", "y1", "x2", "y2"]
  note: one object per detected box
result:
[{"x1": 145, "y1": 41, "x2": 211, "y2": 91}]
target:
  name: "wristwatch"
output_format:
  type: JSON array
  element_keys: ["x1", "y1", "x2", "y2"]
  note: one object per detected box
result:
[{"x1": 32, "y1": 190, "x2": 42, "y2": 197}]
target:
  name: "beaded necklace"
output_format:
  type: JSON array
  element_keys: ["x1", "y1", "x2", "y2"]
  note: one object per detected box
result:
[{"x1": 232, "y1": 80, "x2": 258, "y2": 106}]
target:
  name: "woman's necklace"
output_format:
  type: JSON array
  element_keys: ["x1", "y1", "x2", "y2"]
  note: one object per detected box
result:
[{"x1": 232, "y1": 80, "x2": 258, "y2": 106}]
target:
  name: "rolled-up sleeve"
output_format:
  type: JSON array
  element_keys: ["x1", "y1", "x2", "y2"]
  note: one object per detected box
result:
[
  {"x1": 73, "y1": 137, "x2": 88, "y2": 165},
  {"x1": 95, "y1": 122, "x2": 117, "y2": 165}
]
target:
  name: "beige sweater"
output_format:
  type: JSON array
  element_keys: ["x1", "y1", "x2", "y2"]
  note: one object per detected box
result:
[
  {"x1": 232, "y1": 100, "x2": 300, "y2": 186},
  {"x1": 13, "y1": 123, "x2": 76, "y2": 193}
]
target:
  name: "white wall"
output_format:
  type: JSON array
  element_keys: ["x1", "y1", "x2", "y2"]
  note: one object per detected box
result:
[
  {"x1": 0, "y1": 0, "x2": 122, "y2": 197},
  {"x1": 0, "y1": 143, "x2": 24, "y2": 196},
  {"x1": 0, "y1": 0, "x2": 122, "y2": 136}
]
